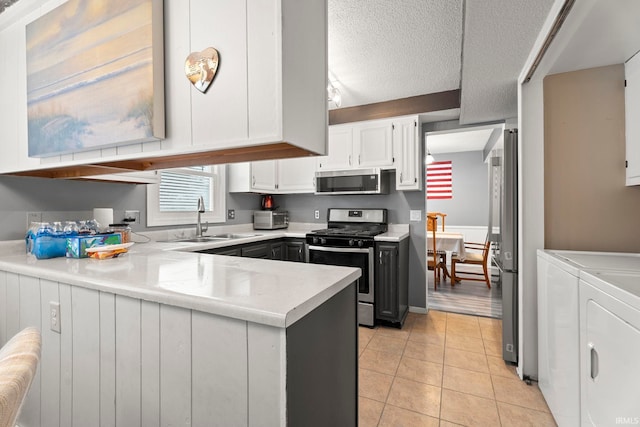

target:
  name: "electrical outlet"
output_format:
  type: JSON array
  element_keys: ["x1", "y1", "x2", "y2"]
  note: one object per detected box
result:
[
  {"x1": 123, "y1": 210, "x2": 140, "y2": 224},
  {"x1": 410, "y1": 210, "x2": 422, "y2": 221},
  {"x1": 50, "y1": 301, "x2": 61, "y2": 333},
  {"x1": 227, "y1": 209, "x2": 235, "y2": 220},
  {"x1": 314, "y1": 209, "x2": 320, "y2": 220},
  {"x1": 26, "y1": 212, "x2": 42, "y2": 229}
]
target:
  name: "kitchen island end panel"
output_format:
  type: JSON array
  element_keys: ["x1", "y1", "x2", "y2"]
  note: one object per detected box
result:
[{"x1": 0, "y1": 272, "x2": 358, "y2": 427}]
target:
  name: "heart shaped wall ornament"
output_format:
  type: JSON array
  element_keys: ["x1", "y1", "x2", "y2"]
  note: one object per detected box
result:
[{"x1": 185, "y1": 47, "x2": 220, "y2": 93}]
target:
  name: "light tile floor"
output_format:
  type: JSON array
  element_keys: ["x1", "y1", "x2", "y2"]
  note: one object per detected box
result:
[{"x1": 358, "y1": 310, "x2": 557, "y2": 427}]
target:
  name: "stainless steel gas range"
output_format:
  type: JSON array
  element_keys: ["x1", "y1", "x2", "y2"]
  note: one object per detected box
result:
[{"x1": 305, "y1": 208, "x2": 388, "y2": 327}]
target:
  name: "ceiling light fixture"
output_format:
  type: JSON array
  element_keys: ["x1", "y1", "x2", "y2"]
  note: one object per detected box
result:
[
  {"x1": 327, "y1": 81, "x2": 342, "y2": 107},
  {"x1": 426, "y1": 150, "x2": 435, "y2": 164}
]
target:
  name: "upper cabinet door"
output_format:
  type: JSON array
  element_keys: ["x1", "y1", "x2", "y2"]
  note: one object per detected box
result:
[
  {"x1": 354, "y1": 120, "x2": 394, "y2": 168},
  {"x1": 277, "y1": 157, "x2": 317, "y2": 193},
  {"x1": 319, "y1": 126, "x2": 353, "y2": 170},
  {"x1": 251, "y1": 160, "x2": 277, "y2": 192},
  {"x1": 393, "y1": 117, "x2": 422, "y2": 191},
  {"x1": 626, "y1": 53, "x2": 640, "y2": 186},
  {"x1": 190, "y1": 0, "x2": 248, "y2": 146}
]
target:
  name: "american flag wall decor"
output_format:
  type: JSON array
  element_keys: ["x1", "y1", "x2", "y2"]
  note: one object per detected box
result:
[{"x1": 426, "y1": 161, "x2": 452, "y2": 199}]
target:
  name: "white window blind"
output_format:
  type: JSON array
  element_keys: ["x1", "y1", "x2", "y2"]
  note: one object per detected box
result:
[
  {"x1": 159, "y1": 168, "x2": 212, "y2": 212},
  {"x1": 147, "y1": 165, "x2": 226, "y2": 227}
]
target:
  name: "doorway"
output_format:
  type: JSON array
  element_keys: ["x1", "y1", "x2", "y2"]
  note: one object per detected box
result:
[{"x1": 424, "y1": 123, "x2": 504, "y2": 318}]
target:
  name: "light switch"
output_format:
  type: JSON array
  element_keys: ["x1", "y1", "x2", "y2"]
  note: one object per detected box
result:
[{"x1": 410, "y1": 210, "x2": 422, "y2": 221}]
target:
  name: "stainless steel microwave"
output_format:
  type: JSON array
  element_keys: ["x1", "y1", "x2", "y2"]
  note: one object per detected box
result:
[{"x1": 315, "y1": 168, "x2": 390, "y2": 195}]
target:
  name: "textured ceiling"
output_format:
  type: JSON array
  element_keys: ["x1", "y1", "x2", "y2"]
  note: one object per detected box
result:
[
  {"x1": 329, "y1": 0, "x2": 555, "y2": 125},
  {"x1": 459, "y1": 0, "x2": 555, "y2": 124},
  {"x1": 328, "y1": 0, "x2": 463, "y2": 108}
]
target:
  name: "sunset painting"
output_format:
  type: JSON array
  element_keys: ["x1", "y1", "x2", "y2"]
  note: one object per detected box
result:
[{"x1": 26, "y1": 0, "x2": 164, "y2": 157}]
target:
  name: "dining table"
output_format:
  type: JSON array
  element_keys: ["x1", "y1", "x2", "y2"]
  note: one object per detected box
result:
[{"x1": 427, "y1": 231, "x2": 466, "y2": 281}]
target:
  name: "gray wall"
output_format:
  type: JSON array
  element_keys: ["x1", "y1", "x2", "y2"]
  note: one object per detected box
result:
[
  {"x1": 0, "y1": 174, "x2": 262, "y2": 241},
  {"x1": 426, "y1": 150, "x2": 489, "y2": 226}
]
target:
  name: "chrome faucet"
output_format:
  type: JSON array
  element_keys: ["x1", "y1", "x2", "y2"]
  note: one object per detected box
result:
[{"x1": 196, "y1": 196, "x2": 208, "y2": 237}]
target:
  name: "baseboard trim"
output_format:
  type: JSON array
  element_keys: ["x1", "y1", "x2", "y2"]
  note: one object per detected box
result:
[{"x1": 409, "y1": 306, "x2": 427, "y2": 314}]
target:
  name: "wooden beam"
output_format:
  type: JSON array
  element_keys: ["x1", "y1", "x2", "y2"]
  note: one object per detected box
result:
[
  {"x1": 2, "y1": 142, "x2": 319, "y2": 180},
  {"x1": 328, "y1": 90, "x2": 461, "y2": 125}
]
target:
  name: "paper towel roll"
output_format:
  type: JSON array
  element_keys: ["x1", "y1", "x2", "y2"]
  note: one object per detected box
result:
[{"x1": 93, "y1": 208, "x2": 113, "y2": 231}]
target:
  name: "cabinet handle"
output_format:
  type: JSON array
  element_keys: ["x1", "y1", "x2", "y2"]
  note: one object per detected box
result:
[
  {"x1": 414, "y1": 177, "x2": 417, "y2": 183},
  {"x1": 358, "y1": 155, "x2": 361, "y2": 165},
  {"x1": 589, "y1": 343, "x2": 599, "y2": 379},
  {"x1": 313, "y1": 177, "x2": 316, "y2": 187},
  {"x1": 400, "y1": 172, "x2": 403, "y2": 182},
  {"x1": 379, "y1": 252, "x2": 383, "y2": 264},
  {"x1": 252, "y1": 176, "x2": 256, "y2": 186},
  {"x1": 348, "y1": 155, "x2": 352, "y2": 166}
]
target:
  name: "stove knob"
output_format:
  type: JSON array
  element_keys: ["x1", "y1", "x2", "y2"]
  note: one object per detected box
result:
[
  {"x1": 348, "y1": 239, "x2": 355, "y2": 247},
  {"x1": 357, "y1": 240, "x2": 364, "y2": 248},
  {"x1": 320, "y1": 238, "x2": 327, "y2": 245},
  {"x1": 312, "y1": 236, "x2": 319, "y2": 245}
]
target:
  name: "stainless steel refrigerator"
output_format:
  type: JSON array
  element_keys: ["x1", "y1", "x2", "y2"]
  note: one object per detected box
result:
[{"x1": 488, "y1": 129, "x2": 518, "y2": 364}]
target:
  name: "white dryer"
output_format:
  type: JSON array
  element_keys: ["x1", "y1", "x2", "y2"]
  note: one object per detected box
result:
[
  {"x1": 579, "y1": 270, "x2": 640, "y2": 426},
  {"x1": 536, "y1": 250, "x2": 640, "y2": 426}
]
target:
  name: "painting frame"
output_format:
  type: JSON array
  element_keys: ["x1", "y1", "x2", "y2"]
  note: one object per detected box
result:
[{"x1": 25, "y1": 0, "x2": 165, "y2": 158}]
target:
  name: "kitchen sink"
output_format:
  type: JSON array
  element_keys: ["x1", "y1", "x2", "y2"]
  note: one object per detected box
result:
[
  {"x1": 171, "y1": 233, "x2": 259, "y2": 243},
  {"x1": 174, "y1": 236, "x2": 229, "y2": 243},
  {"x1": 208, "y1": 233, "x2": 259, "y2": 239}
]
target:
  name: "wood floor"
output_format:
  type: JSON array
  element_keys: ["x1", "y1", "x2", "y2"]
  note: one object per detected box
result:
[{"x1": 427, "y1": 270, "x2": 502, "y2": 319}]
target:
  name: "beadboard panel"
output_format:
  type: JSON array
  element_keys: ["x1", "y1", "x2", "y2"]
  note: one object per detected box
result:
[
  {"x1": 115, "y1": 295, "x2": 142, "y2": 426},
  {"x1": 71, "y1": 286, "x2": 101, "y2": 426},
  {"x1": 0, "y1": 273, "x2": 289, "y2": 427},
  {"x1": 141, "y1": 300, "x2": 161, "y2": 427},
  {"x1": 18, "y1": 275, "x2": 41, "y2": 427},
  {"x1": 192, "y1": 311, "x2": 248, "y2": 426},
  {"x1": 248, "y1": 322, "x2": 286, "y2": 426},
  {"x1": 39, "y1": 280, "x2": 60, "y2": 427},
  {"x1": 99, "y1": 292, "x2": 116, "y2": 427},
  {"x1": 159, "y1": 304, "x2": 192, "y2": 426}
]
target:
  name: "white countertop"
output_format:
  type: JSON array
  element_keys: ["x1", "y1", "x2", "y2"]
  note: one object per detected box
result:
[{"x1": 0, "y1": 222, "x2": 410, "y2": 328}]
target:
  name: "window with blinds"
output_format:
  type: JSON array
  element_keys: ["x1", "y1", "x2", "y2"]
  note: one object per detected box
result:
[
  {"x1": 147, "y1": 165, "x2": 226, "y2": 226},
  {"x1": 159, "y1": 167, "x2": 212, "y2": 212}
]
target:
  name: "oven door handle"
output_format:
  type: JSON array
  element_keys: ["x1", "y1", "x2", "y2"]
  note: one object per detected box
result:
[{"x1": 307, "y1": 245, "x2": 371, "y2": 254}]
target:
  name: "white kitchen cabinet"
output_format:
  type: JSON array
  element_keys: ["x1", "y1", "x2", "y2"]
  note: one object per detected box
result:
[
  {"x1": 318, "y1": 120, "x2": 394, "y2": 171},
  {"x1": 228, "y1": 157, "x2": 316, "y2": 194},
  {"x1": 579, "y1": 270, "x2": 640, "y2": 426},
  {"x1": 353, "y1": 120, "x2": 394, "y2": 168},
  {"x1": 0, "y1": 0, "x2": 327, "y2": 177},
  {"x1": 625, "y1": 52, "x2": 640, "y2": 186},
  {"x1": 318, "y1": 126, "x2": 354, "y2": 170},
  {"x1": 277, "y1": 157, "x2": 317, "y2": 192},
  {"x1": 393, "y1": 117, "x2": 422, "y2": 191}
]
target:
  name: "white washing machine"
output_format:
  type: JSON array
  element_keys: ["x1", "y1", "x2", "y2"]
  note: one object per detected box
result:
[
  {"x1": 536, "y1": 250, "x2": 640, "y2": 427},
  {"x1": 579, "y1": 270, "x2": 640, "y2": 426}
]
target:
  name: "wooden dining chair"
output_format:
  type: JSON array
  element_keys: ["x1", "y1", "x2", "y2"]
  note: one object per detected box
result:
[
  {"x1": 426, "y1": 214, "x2": 445, "y2": 290},
  {"x1": 427, "y1": 212, "x2": 447, "y2": 231},
  {"x1": 0, "y1": 327, "x2": 41, "y2": 427},
  {"x1": 450, "y1": 238, "x2": 492, "y2": 288}
]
